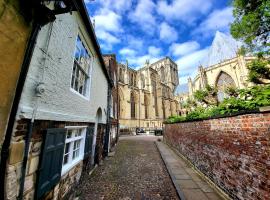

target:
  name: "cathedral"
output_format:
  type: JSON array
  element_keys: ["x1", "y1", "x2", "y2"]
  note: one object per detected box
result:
[
  {"x1": 183, "y1": 31, "x2": 256, "y2": 104},
  {"x1": 118, "y1": 57, "x2": 180, "y2": 129}
]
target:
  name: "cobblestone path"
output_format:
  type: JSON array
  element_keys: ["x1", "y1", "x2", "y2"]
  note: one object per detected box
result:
[{"x1": 76, "y1": 136, "x2": 179, "y2": 200}]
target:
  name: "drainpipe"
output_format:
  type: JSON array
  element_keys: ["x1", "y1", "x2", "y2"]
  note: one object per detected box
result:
[{"x1": 104, "y1": 77, "x2": 112, "y2": 157}]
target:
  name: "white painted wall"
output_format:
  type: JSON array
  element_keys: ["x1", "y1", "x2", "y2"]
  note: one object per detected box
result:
[{"x1": 18, "y1": 12, "x2": 108, "y2": 124}]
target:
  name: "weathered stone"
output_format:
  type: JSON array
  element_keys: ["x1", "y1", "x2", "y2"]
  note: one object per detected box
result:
[
  {"x1": 28, "y1": 156, "x2": 39, "y2": 175},
  {"x1": 23, "y1": 190, "x2": 34, "y2": 200},
  {"x1": 9, "y1": 141, "x2": 25, "y2": 164},
  {"x1": 24, "y1": 175, "x2": 34, "y2": 193},
  {"x1": 6, "y1": 165, "x2": 18, "y2": 200},
  {"x1": 31, "y1": 141, "x2": 42, "y2": 156}
]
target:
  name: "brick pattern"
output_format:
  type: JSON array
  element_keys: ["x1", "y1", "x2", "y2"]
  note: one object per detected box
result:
[{"x1": 164, "y1": 112, "x2": 270, "y2": 200}]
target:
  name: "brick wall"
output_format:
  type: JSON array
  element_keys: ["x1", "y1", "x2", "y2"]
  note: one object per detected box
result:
[{"x1": 164, "y1": 112, "x2": 270, "y2": 200}]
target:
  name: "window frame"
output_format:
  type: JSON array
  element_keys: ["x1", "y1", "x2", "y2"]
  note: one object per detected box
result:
[
  {"x1": 61, "y1": 126, "x2": 87, "y2": 176},
  {"x1": 70, "y1": 33, "x2": 94, "y2": 100}
]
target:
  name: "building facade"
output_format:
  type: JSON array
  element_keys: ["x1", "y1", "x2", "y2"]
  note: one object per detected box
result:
[
  {"x1": 103, "y1": 54, "x2": 119, "y2": 151},
  {"x1": 118, "y1": 57, "x2": 180, "y2": 130},
  {"x1": 186, "y1": 31, "x2": 256, "y2": 102},
  {"x1": 4, "y1": 1, "x2": 111, "y2": 200}
]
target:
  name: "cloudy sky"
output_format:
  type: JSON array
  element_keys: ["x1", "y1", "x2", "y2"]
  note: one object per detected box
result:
[{"x1": 85, "y1": 0, "x2": 234, "y2": 92}]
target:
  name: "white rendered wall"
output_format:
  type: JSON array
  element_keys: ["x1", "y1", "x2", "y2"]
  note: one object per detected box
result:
[{"x1": 18, "y1": 12, "x2": 108, "y2": 124}]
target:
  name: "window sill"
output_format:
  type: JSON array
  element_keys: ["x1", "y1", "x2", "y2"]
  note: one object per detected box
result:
[
  {"x1": 70, "y1": 88, "x2": 90, "y2": 101},
  {"x1": 61, "y1": 156, "x2": 83, "y2": 176}
]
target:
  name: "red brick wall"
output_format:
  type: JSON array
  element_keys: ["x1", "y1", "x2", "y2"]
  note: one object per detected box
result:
[{"x1": 164, "y1": 112, "x2": 270, "y2": 200}]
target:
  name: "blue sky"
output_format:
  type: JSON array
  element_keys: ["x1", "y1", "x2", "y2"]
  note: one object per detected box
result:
[{"x1": 85, "y1": 0, "x2": 233, "y2": 92}]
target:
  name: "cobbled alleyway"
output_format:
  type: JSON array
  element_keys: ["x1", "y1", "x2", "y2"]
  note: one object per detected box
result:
[{"x1": 75, "y1": 135, "x2": 179, "y2": 200}]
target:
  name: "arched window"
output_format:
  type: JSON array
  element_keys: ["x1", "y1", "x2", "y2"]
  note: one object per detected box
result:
[
  {"x1": 162, "y1": 100, "x2": 166, "y2": 119},
  {"x1": 141, "y1": 74, "x2": 145, "y2": 88},
  {"x1": 151, "y1": 77, "x2": 158, "y2": 117},
  {"x1": 144, "y1": 94, "x2": 149, "y2": 119},
  {"x1": 130, "y1": 91, "x2": 136, "y2": 119},
  {"x1": 216, "y1": 72, "x2": 236, "y2": 102},
  {"x1": 161, "y1": 66, "x2": 165, "y2": 82}
]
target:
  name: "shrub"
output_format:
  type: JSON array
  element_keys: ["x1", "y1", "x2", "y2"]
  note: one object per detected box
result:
[{"x1": 166, "y1": 85, "x2": 270, "y2": 123}]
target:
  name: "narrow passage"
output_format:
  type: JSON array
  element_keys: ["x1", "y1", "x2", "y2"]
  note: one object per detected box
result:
[{"x1": 76, "y1": 136, "x2": 179, "y2": 200}]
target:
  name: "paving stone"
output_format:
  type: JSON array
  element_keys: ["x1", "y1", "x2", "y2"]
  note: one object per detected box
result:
[
  {"x1": 75, "y1": 136, "x2": 179, "y2": 200},
  {"x1": 196, "y1": 181, "x2": 214, "y2": 193},
  {"x1": 182, "y1": 189, "x2": 209, "y2": 200},
  {"x1": 206, "y1": 192, "x2": 224, "y2": 200},
  {"x1": 176, "y1": 179, "x2": 199, "y2": 189},
  {"x1": 174, "y1": 174, "x2": 191, "y2": 180},
  {"x1": 156, "y1": 142, "x2": 224, "y2": 200},
  {"x1": 170, "y1": 168, "x2": 186, "y2": 175}
]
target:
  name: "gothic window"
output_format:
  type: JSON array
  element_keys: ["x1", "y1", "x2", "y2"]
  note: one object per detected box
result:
[
  {"x1": 129, "y1": 72, "x2": 132, "y2": 86},
  {"x1": 162, "y1": 100, "x2": 166, "y2": 119},
  {"x1": 151, "y1": 79, "x2": 158, "y2": 117},
  {"x1": 161, "y1": 66, "x2": 165, "y2": 82},
  {"x1": 141, "y1": 74, "x2": 145, "y2": 88},
  {"x1": 119, "y1": 68, "x2": 124, "y2": 82},
  {"x1": 130, "y1": 92, "x2": 136, "y2": 119},
  {"x1": 216, "y1": 72, "x2": 236, "y2": 102},
  {"x1": 144, "y1": 94, "x2": 149, "y2": 119},
  {"x1": 171, "y1": 66, "x2": 174, "y2": 82}
]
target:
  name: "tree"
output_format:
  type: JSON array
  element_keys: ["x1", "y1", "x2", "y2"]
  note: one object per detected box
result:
[
  {"x1": 247, "y1": 55, "x2": 270, "y2": 84},
  {"x1": 230, "y1": 0, "x2": 270, "y2": 52}
]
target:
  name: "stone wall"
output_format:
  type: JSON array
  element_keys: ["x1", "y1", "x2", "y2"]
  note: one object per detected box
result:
[
  {"x1": 164, "y1": 112, "x2": 270, "y2": 200},
  {"x1": 0, "y1": 0, "x2": 31, "y2": 148},
  {"x1": 5, "y1": 119, "x2": 100, "y2": 200}
]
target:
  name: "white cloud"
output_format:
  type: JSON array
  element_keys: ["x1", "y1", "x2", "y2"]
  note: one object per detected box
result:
[
  {"x1": 148, "y1": 46, "x2": 162, "y2": 56},
  {"x1": 159, "y1": 22, "x2": 178, "y2": 43},
  {"x1": 125, "y1": 35, "x2": 144, "y2": 50},
  {"x1": 127, "y1": 54, "x2": 161, "y2": 69},
  {"x1": 95, "y1": 29, "x2": 120, "y2": 50},
  {"x1": 88, "y1": 0, "x2": 133, "y2": 13},
  {"x1": 169, "y1": 41, "x2": 200, "y2": 56},
  {"x1": 193, "y1": 7, "x2": 233, "y2": 38},
  {"x1": 175, "y1": 47, "x2": 209, "y2": 84},
  {"x1": 157, "y1": 0, "x2": 213, "y2": 23},
  {"x1": 128, "y1": 0, "x2": 156, "y2": 33},
  {"x1": 119, "y1": 48, "x2": 137, "y2": 57},
  {"x1": 94, "y1": 9, "x2": 122, "y2": 33}
]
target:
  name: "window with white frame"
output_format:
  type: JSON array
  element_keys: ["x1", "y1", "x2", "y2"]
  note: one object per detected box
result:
[
  {"x1": 71, "y1": 36, "x2": 92, "y2": 97},
  {"x1": 62, "y1": 127, "x2": 86, "y2": 175}
]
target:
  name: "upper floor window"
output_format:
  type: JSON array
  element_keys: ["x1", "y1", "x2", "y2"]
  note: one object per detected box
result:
[{"x1": 71, "y1": 36, "x2": 91, "y2": 97}]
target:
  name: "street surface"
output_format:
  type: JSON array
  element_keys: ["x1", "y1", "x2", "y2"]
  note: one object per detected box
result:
[{"x1": 76, "y1": 135, "x2": 179, "y2": 200}]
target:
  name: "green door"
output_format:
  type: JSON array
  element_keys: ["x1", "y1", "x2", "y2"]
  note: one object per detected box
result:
[{"x1": 36, "y1": 128, "x2": 66, "y2": 199}]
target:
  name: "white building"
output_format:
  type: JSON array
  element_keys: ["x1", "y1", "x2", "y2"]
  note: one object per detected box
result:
[{"x1": 5, "y1": 1, "x2": 112, "y2": 199}]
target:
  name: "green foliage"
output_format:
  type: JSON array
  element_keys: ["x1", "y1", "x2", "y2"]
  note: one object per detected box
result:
[
  {"x1": 230, "y1": 0, "x2": 270, "y2": 52},
  {"x1": 193, "y1": 85, "x2": 218, "y2": 106},
  {"x1": 165, "y1": 115, "x2": 186, "y2": 124},
  {"x1": 247, "y1": 57, "x2": 270, "y2": 84},
  {"x1": 166, "y1": 85, "x2": 270, "y2": 123}
]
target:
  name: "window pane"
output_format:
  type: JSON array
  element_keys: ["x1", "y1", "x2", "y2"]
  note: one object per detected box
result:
[
  {"x1": 67, "y1": 130, "x2": 72, "y2": 139},
  {"x1": 71, "y1": 36, "x2": 90, "y2": 96}
]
